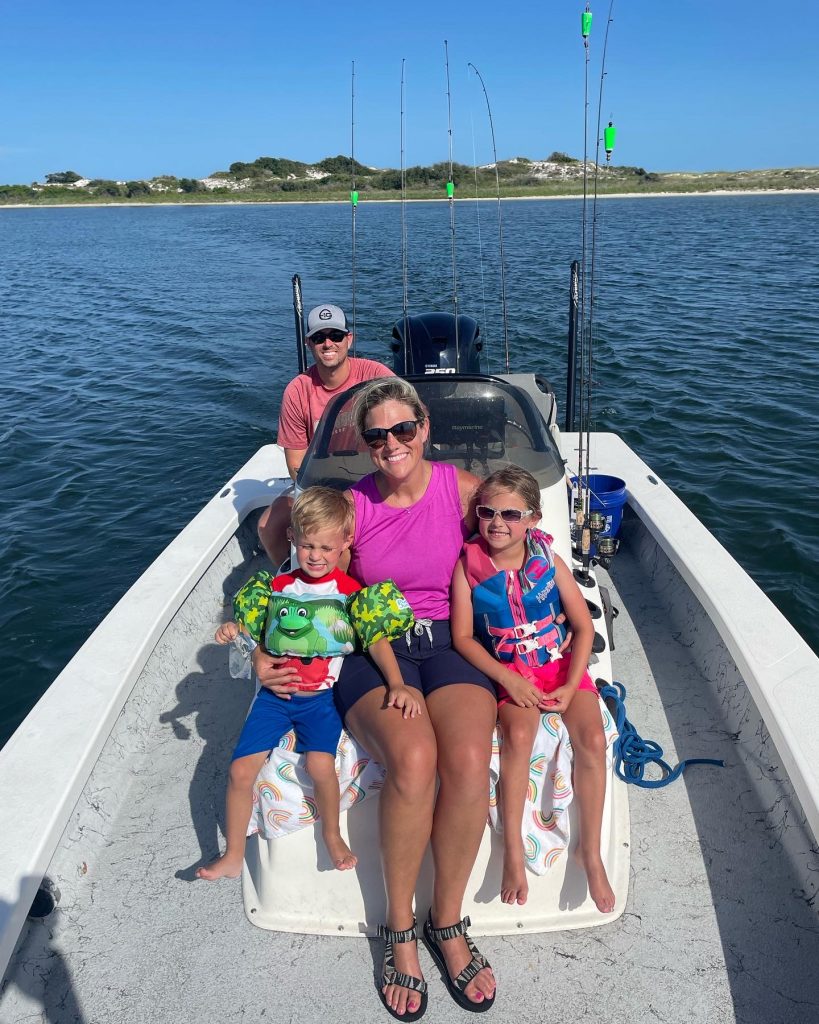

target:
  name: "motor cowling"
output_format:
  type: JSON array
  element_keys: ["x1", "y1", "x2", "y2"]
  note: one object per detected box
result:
[{"x1": 391, "y1": 312, "x2": 483, "y2": 375}]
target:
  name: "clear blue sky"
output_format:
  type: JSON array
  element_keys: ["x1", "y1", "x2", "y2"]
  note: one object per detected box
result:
[{"x1": 2, "y1": 0, "x2": 817, "y2": 184}]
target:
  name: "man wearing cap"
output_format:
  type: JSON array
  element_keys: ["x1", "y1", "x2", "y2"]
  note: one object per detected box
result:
[{"x1": 258, "y1": 303, "x2": 393, "y2": 564}]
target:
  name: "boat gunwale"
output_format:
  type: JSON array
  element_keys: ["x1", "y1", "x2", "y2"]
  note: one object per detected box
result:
[
  {"x1": 0, "y1": 444, "x2": 290, "y2": 980},
  {"x1": 563, "y1": 431, "x2": 819, "y2": 847}
]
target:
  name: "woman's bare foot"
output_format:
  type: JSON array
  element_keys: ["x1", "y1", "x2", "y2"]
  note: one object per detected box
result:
[
  {"x1": 383, "y1": 933, "x2": 425, "y2": 1016},
  {"x1": 195, "y1": 853, "x2": 243, "y2": 881},
  {"x1": 576, "y1": 848, "x2": 615, "y2": 913},
  {"x1": 433, "y1": 930, "x2": 496, "y2": 1005},
  {"x1": 501, "y1": 838, "x2": 529, "y2": 905},
  {"x1": 324, "y1": 832, "x2": 358, "y2": 871}
]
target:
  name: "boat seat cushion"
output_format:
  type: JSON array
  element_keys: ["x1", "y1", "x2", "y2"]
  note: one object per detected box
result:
[{"x1": 248, "y1": 697, "x2": 617, "y2": 876}]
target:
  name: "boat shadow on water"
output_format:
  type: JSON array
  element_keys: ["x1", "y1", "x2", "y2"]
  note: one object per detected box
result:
[{"x1": 611, "y1": 514, "x2": 819, "y2": 1022}]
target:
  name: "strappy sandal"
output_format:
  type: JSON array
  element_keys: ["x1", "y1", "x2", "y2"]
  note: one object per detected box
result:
[
  {"x1": 377, "y1": 920, "x2": 428, "y2": 1022},
  {"x1": 422, "y1": 912, "x2": 496, "y2": 1013}
]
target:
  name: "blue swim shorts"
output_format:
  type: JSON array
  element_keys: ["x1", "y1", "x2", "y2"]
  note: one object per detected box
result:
[
  {"x1": 333, "y1": 619, "x2": 494, "y2": 724},
  {"x1": 232, "y1": 687, "x2": 342, "y2": 760}
]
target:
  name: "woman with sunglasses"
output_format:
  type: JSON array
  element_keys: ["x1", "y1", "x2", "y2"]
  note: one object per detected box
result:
[
  {"x1": 450, "y1": 466, "x2": 614, "y2": 916},
  {"x1": 336, "y1": 376, "x2": 498, "y2": 1019}
]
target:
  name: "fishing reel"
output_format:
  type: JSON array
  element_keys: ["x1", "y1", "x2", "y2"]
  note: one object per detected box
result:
[
  {"x1": 571, "y1": 504, "x2": 620, "y2": 575},
  {"x1": 594, "y1": 534, "x2": 620, "y2": 569}
]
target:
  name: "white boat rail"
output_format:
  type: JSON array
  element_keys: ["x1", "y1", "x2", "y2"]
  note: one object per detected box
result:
[{"x1": 0, "y1": 444, "x2": 290, "y2": 979}]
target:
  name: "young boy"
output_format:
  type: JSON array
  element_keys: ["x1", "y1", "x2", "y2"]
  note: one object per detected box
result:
[{"x1": 197, "y1": 486, "x2": 420, "y2": 879}]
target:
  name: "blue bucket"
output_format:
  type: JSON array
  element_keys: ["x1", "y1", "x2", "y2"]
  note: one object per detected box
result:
[{"x1": 572, "y1": 474, "x2": 627, "y2": 554}]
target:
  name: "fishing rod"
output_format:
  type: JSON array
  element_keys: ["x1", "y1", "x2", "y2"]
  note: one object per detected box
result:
[
  {"x1": 574, "y1": 2, "x2": 619, "y2": 578},
  {"x1": 467, "y1": 75, "x2": 490, "y2": 370},
  {"x1": 350, "y1": 60, "x2": 358, "y2": 354},
  {"x1": 444, "y1": 39, "x2": 460, "y2": 364},
  {"x1": 292, "y1": 274, "x2": 308, "y2": 374},
  {"x1": 400, "y1": 58, "x2": 409, "y2": 371},
  {"x1": 574, "y1": 3, "x2": 594, "y2": 579},
  {"x1": 585, "y1": 1, "x2": 616, "y2": 558},
  {"x1": 468, "y1": 62, "x2": 510, "y2": 373}
]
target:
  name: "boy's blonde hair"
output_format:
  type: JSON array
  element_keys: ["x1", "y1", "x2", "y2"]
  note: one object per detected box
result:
[
  {"x1": 477, "y1": 466, "x2": 542, "y2": 515},
  {"x1": 290, "y1": 486, "x2": 354, "y2": 539}
]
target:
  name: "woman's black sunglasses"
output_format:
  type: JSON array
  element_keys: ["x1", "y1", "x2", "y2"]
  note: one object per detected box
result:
[
  {"x1": 361, "y1": 420, "x2": 420, "y2": 449},
  {"x1": 475, "y1": 505, "x2": 534, "y2": 523}
]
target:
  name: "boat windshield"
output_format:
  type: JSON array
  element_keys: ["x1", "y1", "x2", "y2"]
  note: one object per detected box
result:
[{"x1": 296, "y1": 375, "x2": 565, "y2": 492}]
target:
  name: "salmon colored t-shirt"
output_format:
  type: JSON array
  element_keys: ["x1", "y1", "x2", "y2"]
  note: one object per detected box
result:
[{"x1": 277, "y1": 358, "x2": 393, "y2": 450}]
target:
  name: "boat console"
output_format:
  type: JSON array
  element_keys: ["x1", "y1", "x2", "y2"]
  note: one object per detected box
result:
[{"x1": 296, "y1": 375, "x2": 566, "y2": 493}]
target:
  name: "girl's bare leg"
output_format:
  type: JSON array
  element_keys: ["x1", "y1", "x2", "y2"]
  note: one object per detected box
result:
[
  {"x1": 497, "y1": 703, "x2": 541, "y2": 905},
  {"x1": 196, "y1": 751, "x2": 268, "y2": 880},
  {"x1": 346, "y1": 689, "x2": 437, "y2": 1017},
  {"x1": 305, "y1": 751, "x2": 357, "y2": 870},
  {"x1": 426, "y1": 684, "x2": 498, "y2": 1006},
  {"x1": 562, "y1": 690, "x2": 615, "y2": 913}
]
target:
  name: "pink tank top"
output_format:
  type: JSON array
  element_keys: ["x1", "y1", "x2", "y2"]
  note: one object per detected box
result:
[{"x1": 348, "y1": 462, "x2": 468, "y2": 620}]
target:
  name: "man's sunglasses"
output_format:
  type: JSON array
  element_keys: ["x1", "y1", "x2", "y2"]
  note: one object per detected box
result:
[
  {"x1": 309, "y1": 330, "x2": 348, "y2": 344},
  {"x1": 476, "y1": 505, "x2": 535, "y2": 524},
  {"x1": 361, "y1": 420, "x2": 420, "y2": 449}
]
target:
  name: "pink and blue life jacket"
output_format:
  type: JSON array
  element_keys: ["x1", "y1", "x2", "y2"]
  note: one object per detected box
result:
[{"x1": 461, "y1": 528, "x2": 566, "y2": 673}]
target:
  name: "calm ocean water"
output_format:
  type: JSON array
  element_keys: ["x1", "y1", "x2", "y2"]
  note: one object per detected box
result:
[{"x1": 1, "y1": 195, "x2": 817, "y2": 747}]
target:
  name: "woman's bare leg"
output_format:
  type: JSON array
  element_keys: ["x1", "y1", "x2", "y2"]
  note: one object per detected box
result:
[
  {"x1": 497, "y1": 704, "x2": 541, "y2": 905},
  {"x1": 562, "y1": 690, "x2": 615, "y2": 913},
  {"x1": 196, "y1": 751, "x2": 268, "y2": 880},
  {"x1": 426, "y1": 684, "x2": 498, "y2": 1005},
  {"x1": 305, "y1": 751, "x2": 357, "y2": 870},
  {"x1": 346, "y1": 689, "x2": 437, "y2": 1016}
]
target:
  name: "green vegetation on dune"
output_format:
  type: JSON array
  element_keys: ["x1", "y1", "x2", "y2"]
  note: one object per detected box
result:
[{"x1": 1, "y1": 154, "x2": 817, "y2": 206}]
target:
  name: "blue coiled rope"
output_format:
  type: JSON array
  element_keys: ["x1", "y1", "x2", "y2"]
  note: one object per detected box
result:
[{"x1": 598, "y1": 680, "x2": 724, "y2": 788}]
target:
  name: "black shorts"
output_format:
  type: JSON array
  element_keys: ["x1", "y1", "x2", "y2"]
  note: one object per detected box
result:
[{"x1": 334, "y1": 619, "x2": 494, "y2": 724}]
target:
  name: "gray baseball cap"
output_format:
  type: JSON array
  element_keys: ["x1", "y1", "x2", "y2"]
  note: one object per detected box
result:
[{"x1": 305, "y1": 303, "x2": 349, "y2": 338}]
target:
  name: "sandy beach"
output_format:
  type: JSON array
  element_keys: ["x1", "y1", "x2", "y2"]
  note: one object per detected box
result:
[{"x1": 1, "y1": 187, "x2": 817, "y2": 211}]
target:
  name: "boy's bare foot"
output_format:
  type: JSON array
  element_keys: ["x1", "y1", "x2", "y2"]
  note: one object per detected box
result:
[
  {"x1": 195, "y1": 854, "x2": 243, "y2": 881},
  {"x1": 324, "y1": 832, "x2": 358, "y2": 871},
  {"x1": 501, "y1": 842, "x2": 529, "y2": 904},
  {"x1": 576, "y1": 847, "x2": 616, "y2": 913}
]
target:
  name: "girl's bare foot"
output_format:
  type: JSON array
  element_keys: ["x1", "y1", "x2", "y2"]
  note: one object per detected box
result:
[
  {"x1": 195, "y1": 853, "x2": 243, "y2": 881},
  {"x1": 576, "y1": 847, "x2": 615, "y2": 913},
  {"x1": 501, "y1": 838, "x2": 529, "y2": 904},
  {"x1": 324, "y1": 832, "x2": 358, "y2": 871}
]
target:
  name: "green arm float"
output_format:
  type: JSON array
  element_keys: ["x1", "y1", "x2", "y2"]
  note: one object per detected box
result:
[
  {"x1": 232, "y1": 570, "x2": 274, "y2": 643},
  {"x1": 348, "y1": 580, "x2": 415, "y2": 650}
]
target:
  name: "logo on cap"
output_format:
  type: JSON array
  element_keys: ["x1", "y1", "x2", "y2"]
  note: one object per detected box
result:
[{"x1": 319, "y1": 308, "x2": 332, "y2": 321}]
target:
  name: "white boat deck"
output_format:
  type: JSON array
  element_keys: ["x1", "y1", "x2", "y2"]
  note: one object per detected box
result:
[{"x1": 3, "y1": 522, "x2": 818, "y2": 1023}]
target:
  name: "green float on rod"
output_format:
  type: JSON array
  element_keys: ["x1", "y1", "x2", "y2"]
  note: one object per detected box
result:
[
  {"x1": 582, "y1": 7, "x2": 592, "y2": 37},
  {"x1": 350, "y1": 190, "x2": 359, "y2": 206},
  {"x1": 604, "y1": 121, "x2": 616, "y2": 161},
  {"x1": 446, "y1": 180, "x2": 454, "y2": 198}
]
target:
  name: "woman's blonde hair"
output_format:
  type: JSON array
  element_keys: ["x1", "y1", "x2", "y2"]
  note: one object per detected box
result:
[
  {"x1": 290, "y1": 486, "x2": 354, "y2": 538},
  {"x1": 352, "y1": 377, "x2": 427, "y2": 436},
  {"x1": 477, "y1": 466, "x2": 542, "y2": 515}
]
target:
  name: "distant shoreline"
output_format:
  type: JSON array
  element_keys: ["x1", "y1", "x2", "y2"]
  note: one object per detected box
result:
[{"x1": 1, "y1": 187, "x2": 817, "y2": 211}]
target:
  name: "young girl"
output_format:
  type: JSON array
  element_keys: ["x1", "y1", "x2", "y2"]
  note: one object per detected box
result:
[{"x1": 451, "y1": 465, "x2": 615, "y2": 913}]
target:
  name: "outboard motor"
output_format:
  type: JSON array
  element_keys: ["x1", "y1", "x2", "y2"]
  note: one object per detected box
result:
[{"x1": 391, "y1": 312, "x2": 483, "y2": 376}]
